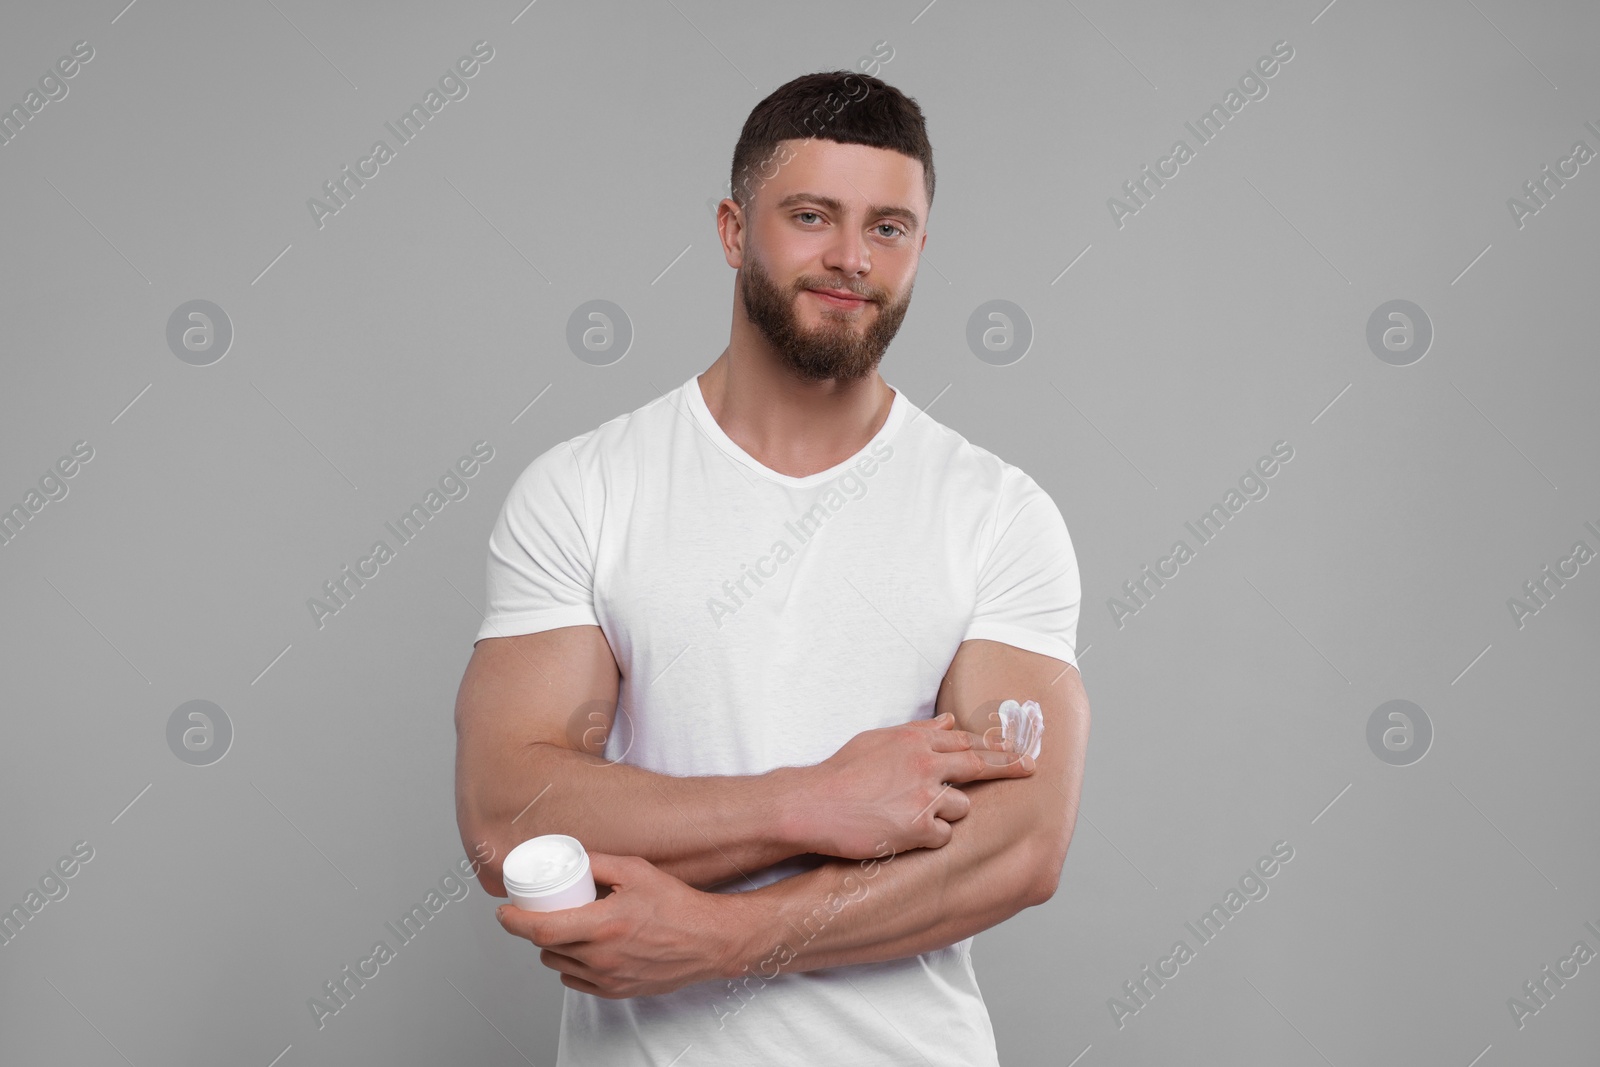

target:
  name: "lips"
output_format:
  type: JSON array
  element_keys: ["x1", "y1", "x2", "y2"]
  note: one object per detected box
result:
[{"x1": 808, "y1": 288, "x2": 871, "y2": 307}]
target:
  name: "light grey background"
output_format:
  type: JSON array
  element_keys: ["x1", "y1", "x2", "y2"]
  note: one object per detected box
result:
[{"x1": 2, "y1": 1, "x2": 1597, "y2": 1064}]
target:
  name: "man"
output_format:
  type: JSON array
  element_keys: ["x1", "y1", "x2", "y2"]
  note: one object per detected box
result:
[{"x1": 454, "y1": 69, "x2": 1091, "y2": 1064}]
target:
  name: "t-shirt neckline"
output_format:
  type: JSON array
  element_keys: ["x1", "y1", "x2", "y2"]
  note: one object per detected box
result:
[{"x1": 684, "y1": 373, "x2": 908, "y2": 489}]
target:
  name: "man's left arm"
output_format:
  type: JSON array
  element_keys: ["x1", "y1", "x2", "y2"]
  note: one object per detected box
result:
[{"x1": 716, "y1": 637, "x2": 1089, "y2": 973}]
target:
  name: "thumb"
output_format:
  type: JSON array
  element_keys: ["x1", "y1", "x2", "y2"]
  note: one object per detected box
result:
[{"x1": 582, "y1": 850, "x2": 638, "y2": 888}]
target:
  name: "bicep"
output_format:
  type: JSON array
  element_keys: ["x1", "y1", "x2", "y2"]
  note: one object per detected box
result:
[
  {"x1": 935, "y1": 639, "x2": 1090, "y2": 867},
  {"x1": 453, "y1": 625, "x2": 621, "y2": 891},
  {"x1": 455, "y1": 625, "x2": 622, "y2": 762}
]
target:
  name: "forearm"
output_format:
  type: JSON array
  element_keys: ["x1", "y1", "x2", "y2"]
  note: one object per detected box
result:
[
  {"x1": 462, "y1": 744, "x2": 816, "y2": 893},
  {"x1": 720, "y1": 776, "x2": 1063, "y2": 974}
]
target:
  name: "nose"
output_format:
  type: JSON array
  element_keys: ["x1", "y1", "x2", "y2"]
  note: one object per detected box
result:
[{"x1": 820, "y1": 221, "x2": 870, "y2": 279}]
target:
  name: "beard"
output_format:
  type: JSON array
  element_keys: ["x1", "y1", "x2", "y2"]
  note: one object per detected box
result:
[{"x1": 739, "y1": 251, "x2": 913, "y2": 383}]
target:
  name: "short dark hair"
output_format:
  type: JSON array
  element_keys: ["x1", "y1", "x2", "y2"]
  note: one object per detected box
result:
[{"x1": 729, "y1": 70, "x2": 934, "y2": 216}]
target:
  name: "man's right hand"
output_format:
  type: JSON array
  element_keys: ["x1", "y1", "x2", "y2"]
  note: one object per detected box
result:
[{"x1": 792, "y1": 712, "x2": 1034, "y2": 860}]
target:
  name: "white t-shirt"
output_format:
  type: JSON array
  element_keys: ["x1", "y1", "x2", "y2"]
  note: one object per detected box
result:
[{"x1": 476, "y1": 373, "x2": 1082, "y2": 1066}]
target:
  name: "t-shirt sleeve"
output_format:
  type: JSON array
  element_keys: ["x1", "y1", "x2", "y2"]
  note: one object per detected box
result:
[
  {"x1": 961, "y1": 469, "x2": 1082, "y2": 670},
  {"x1": 474, "y1": 441, "x2": 600, "y2": 644}
]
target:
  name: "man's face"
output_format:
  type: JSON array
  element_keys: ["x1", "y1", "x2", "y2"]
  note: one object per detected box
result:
[{"x1": 729, "y1": 138, "x2": 928, "y2": 382}]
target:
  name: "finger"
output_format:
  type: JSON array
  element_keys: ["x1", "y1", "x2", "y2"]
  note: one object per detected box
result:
[
  {"x1": 495, "y1": 903, "x2": 549, "y2": 942},
  {"x1": 560, "y1": 971, "x2": 615, "y2": 998},
  {"x1": 938, "y1": 748, "x2": 1035, "y2": 782},
  {"x1": 540, "y1": 947, "x2": 602, "y2": 984},
  {"x1": 979, "y1": 748, "x2": 1034, "y2": 774},
  {"x1": 496, "y1": 901, "x2": 594, "y2": 947},
  {"x1": 989, "y1": 749, "x2": 1035, "y2": 775},
  {"x1": 584, "y1": 851, "x2": 634, "y2": 887},
  {"x1": 926, "y1": 816, "x2": 954, "y2": 848},
  {"x1": 906, "y1": 712, "x2": 955, "y2": 728},
  {"x1": 926, "y1": 729, "x2": 999, "y2": 752},
  {"x1": 932, "y1": 785, "x2": 973, "y2": 824},
  {"x1": 981, "y1": 746, "x2": 1030, "y2": 770},
  {"x1": 586, "y1": 852, "x2": 662, "y2": 894}
]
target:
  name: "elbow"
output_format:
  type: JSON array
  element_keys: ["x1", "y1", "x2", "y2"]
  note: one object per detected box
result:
[
  {"x1": 458, "y1": 819, "x2": 512, "y2": 898},
  {"x1": 1021, "y1": 834, "x2": 1070, "y2": 908},
  {"x1": 473, "y1": 852, "x2": 510, "y2": 899},
  {"x1": 455, "y1": 744, "x2": 564, "y2": 898},
  {"x1": 455, "y1": 795, "x2": 516, "y2": 898}
]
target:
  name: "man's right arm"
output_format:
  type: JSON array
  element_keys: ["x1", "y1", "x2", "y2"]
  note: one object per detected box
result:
[
  {"x1": 454, "y1": 625, "x2": 813, "y2": 894},
  {"x1": 453, "y1": 625, "x2": 1033, "y2": 895}
]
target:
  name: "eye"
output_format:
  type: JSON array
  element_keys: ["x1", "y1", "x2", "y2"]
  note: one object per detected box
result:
[
  {"x1": 795, "y1": 211, "x2": 823, "y2": 225},
  {"x1": 876, "y1": 223, "x2": 906, "y2": 238}
]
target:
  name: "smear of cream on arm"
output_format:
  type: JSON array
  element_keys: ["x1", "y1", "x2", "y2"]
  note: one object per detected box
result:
[{"x1": 997, "y1": 699, "x2": 1043, "y2": 760}]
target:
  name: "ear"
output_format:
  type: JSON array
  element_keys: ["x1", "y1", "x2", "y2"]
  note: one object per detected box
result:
[{"x1": 718, "y1": 198, "x2": 746, "y2": 269}]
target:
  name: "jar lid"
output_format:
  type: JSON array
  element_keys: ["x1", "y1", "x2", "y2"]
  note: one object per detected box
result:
[{"x1": 503, "y1": 834, "x2": 587, "y2": 895}]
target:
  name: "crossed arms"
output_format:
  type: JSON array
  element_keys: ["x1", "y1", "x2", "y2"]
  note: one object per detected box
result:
[{"x1": 453, "y1": 624, "x2": 1090, "y2": 996}]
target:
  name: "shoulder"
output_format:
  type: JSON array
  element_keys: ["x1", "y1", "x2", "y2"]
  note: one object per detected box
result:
[
  {"x1": 504, "y1": 386, "x2": 681, "y2": 495},
  {"x1": 898, "y1": 401, "x2": 1057, "y2": 517}
]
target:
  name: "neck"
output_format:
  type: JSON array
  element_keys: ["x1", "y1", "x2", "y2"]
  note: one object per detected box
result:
[{"x1": 698, "y1": 327, "x2": 893, "y2": 480}]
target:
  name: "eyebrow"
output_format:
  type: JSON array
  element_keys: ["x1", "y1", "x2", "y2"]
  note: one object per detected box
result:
[{"x1": 775, "y1": 192, "x2": 920, "y2": 232}]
